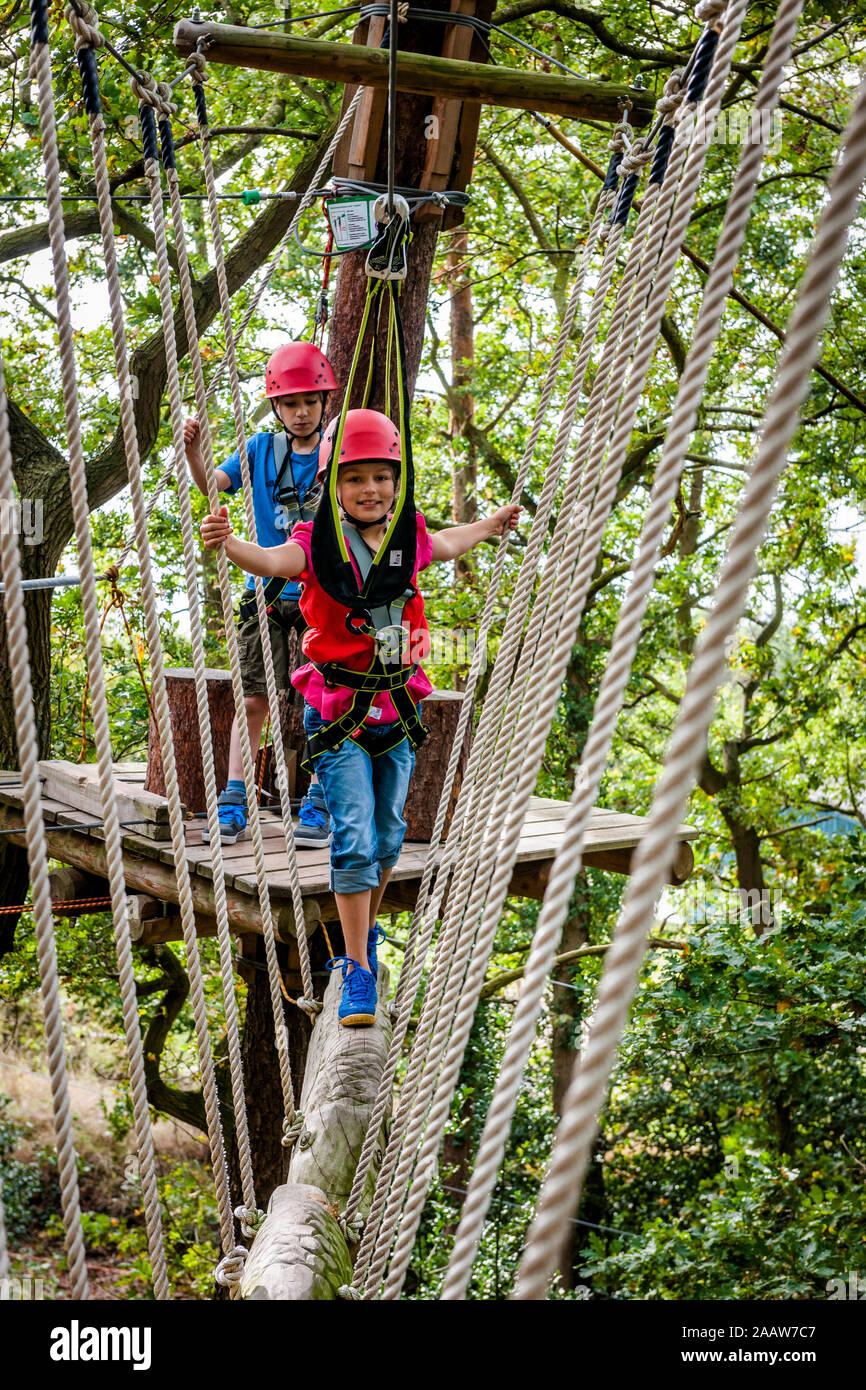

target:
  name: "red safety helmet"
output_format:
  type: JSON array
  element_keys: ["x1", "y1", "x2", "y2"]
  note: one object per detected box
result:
[
  {"x1": 318, "y1": 408, "x2": 401, "y2": 483},
  {"x1": 264, "y1": 341, "x2": 337, "y2": 398}
]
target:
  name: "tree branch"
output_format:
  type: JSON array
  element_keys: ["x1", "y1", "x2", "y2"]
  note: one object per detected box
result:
[
  {"x1": 479, "y1": 936, "x2": 688, "y2": 1000},
  {"x1": 137, "y1": 944, "x2": 207, "y2": 1135},
  {"x1": 539, "y1": 118, "x2": 866, "y2": 416},
  {"x1": 0, "y1": 200, "x2": 180, "y2": 272}
]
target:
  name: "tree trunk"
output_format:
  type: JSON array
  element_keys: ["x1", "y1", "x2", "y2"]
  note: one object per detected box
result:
[
  {"x1": 229, "y1": 926, "x2": 332, "y2": 1211},
  {"x1": 238, "y1": 965, "x2": 394, "y2": 1299},
  {"x1": 447, "y1": 228, "x2": 477, "y2": 594},
  {"x1": 325, "y1": 3, "x2": 466, "y2": 413}
]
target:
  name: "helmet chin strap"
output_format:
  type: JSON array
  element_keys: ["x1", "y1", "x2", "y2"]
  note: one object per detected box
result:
[
  {"x1": 342, "y1": 510, "x2": 389, "y2": 532},
  {"x1": 271, "y1": 396, "x2": 324, "y2": 447}
]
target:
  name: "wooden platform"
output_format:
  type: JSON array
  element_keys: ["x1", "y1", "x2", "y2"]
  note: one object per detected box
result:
[{"x1": 0, "y1": 764, "x2": 697, "y2": 945}]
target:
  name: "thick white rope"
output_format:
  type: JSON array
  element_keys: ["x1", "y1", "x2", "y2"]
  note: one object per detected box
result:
[
  {"x1": 0, "y1": 1182, "x2": 8, "y2": 1285},
  {"x1": 0, "y1": 359, "x2": 89, "y2": 1301},
  {"x1": 186, "y1": 59, "x2": 319, "y2": 1020},
  {"x1": 414, "y1": 72, "x2": 681, "y2": 949},
  {"x1": 114, "y1": 74, "x2": 363, "y2": 572},
  {"x1": 65, "y1": 5, "x2": 246, "y2": 1290},
  {"x1": 344, "y1": 145, "x2": 632, "y2": 1235},
  {"x1": 356, "y1": 78, "x2": 682, "y2": 1280},
  {"x1": 131, "y1": 69, "x2": 298, "y2": 1277},
  {"x1": 139, "y1": 80, "x2": 264, "y2": 1234},
  {"x1": 515, "y1": 66, "x2": 866, "y2": 1303},
  {"x1": 31, "y1": 16, "x2": 171, "y2": 1298},
  {"x1": 369, "y1": 5, "x2": 748, "y2": 1298},
  {"x1": 441, "y1": 0, "x2": 806, "y2": 1299},
  {"x1": 391, "y1": 119, "x2": 635, "y2": 1011}
]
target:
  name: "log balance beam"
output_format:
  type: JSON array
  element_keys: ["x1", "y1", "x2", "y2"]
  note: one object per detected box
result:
[{"x1": 173, "y1": 20, "x2": 654, "y2": 127}]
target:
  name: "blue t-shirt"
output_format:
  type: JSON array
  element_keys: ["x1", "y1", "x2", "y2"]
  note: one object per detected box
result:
[{"x1": 220, "y1": 432, "x2": 320, "y2": 600}]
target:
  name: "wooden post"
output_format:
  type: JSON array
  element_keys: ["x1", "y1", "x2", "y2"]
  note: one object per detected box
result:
[
  {"x1": 403, "y1": 690, "x2": 472, "y2": 841},
  {"x1": 145, "y1": 667, "x2": 235, "y2": 813},
  {"x1": 173, "y1": 20, "x2": 654, "y2": 125},
  {"x1": 416, "y1": 0, "x2": 495, "y2": 224}
]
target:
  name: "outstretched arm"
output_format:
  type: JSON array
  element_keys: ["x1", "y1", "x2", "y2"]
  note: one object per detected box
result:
[
  {"x1": 430, "y1": 504, "x2": 521, "y2": 562},
  {"x1": 184, "y1": 417, "x2": 232, "y2": 494},
  {"x1": 201, "y1": 505, "x2": 306, "y2": 578}
]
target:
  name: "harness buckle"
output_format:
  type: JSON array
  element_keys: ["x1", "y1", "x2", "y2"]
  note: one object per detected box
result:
[{"x1": 375, "y1": 623, "x2": 410, "y2": 668}]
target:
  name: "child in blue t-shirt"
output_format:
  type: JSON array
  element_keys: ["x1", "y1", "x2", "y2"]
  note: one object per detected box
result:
[{"x1": 183, "y1": 341, "x2": 338, "y2": 846}]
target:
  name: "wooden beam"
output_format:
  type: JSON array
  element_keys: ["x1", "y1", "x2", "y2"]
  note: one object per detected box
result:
[
  {"x1": 240, "y1": 967, "x2": 393, "y2": 1299},
  {"x1": 173, "y1": 21, "x2": 654, "y2": 126},
  {"x1": 48, "y1": 866, "x2": 110, "y2": 914},
  {"x1": 0, "y1": 801, "x2": 316, "y2": 943}
]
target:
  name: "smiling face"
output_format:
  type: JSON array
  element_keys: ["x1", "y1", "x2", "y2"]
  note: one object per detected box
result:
[
  {"x1": 337, "y1": 459, "x2": 398, "y2": 519},
  {"x1": 273, "y1": 391, "x2": 324, "y2": 438}
]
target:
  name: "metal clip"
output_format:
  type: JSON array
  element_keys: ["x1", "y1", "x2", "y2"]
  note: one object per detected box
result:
[{"x1": 365, "y1": 193, "x2": 411, "y2": 280}]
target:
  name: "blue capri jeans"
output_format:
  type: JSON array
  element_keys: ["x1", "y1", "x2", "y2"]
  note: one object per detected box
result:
[{"x1": 303, "y1": 702, "x2": 417, "y2": 893}]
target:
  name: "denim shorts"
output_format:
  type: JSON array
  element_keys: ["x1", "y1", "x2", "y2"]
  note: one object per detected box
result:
[{"x1": 303, "y1": 702, "x2": 417, "y2": 893}]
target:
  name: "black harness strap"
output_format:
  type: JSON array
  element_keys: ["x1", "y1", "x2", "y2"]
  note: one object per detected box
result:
[{"x1": 300, "y1": 653, "x2": 427, "y2": 771}]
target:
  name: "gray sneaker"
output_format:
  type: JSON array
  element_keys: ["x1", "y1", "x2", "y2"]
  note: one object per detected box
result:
[{"x1": 294, "y1": 791, "x2": 331, "y2": 849}]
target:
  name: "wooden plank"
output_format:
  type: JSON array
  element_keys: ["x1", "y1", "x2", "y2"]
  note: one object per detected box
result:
[
  {"x1": 37, "y1": 759, "x2": 179, "y2": 841},
  {"x1": 173, "y1": 21, "x2": 654, "y2": 126}
]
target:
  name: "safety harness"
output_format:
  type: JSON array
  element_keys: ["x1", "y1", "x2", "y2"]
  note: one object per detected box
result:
[
  {"x1": 303, "y1": 198, "x2": 429, "y2": 768},
  {"x1": 302, "y1": 520, "x2": 427, "y2": 768}
]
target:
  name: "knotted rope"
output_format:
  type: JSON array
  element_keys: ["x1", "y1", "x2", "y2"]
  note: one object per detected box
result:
[
  {"x1": 187, "y1": 54, "x2": 320, "y2": 1018},
  {"x1": 30, "y1": 0, "x2": 171, "y2": 1299},
  {"x1": 134, "y1": 67, "x2": 267, "y2": 1234},
  {"x1": 343, "y1": 129, "x2": 635, "y2": 1241},
  {"x1": 441, "y1": 0, "x2": 806, "y2": 1300},
  {"x1": 516, "y1": 58, "x2": 866, "y2": 1306},
  {"x1": 0, "y1": 361, "x2": 90, "y2": 1301},
  {"x1": 362, "y1": 0, "x2": 750, "y2": 1299},
  {"x1": 65, "y1": 0, "x2": 244, "y2": 1293},
  {"x1": 350, "y1": 91, "x2": 688, "y2": 1293}
]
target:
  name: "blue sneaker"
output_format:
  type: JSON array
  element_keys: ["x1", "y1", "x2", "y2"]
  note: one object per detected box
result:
[
  {"x1": 294, "y1": 786, "x2": 331, "y2": 850},
  {"x1": 327, "y1": 956, "x2": 378, "y2": 1027},
  {"x1": 202, "y1": 785, "x2": 247, "y2": 844},
  {"x1": 367, "y1": 924, "x2": 387, "y2": 981}
]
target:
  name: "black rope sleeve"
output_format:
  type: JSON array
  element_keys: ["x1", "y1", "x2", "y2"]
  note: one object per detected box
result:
[
  {"x1": 602, "y1": 150, "x2": 623, "y2": 192},
  {"x1": 76, "y1": 48, "x2": 102, "y2": 117},
  {"x1": 686, "y1": 26, "x2": 720, "y2": 106},
  {"x1": 158, "y1": 117, "x2": 176, "y2": 171},
  {"x1": 648, "y1": 122, "x2": 675, "y2": 186},
  {"x1": 612, "y1": 171, "x2": 640, "y2": 225},
  {"x1": 30, "y1": 0, "x2": 49, "y2": 45},
  {"x1": 193, "y1": 83, "x2": 208, "y2": 128},
  {"x1": 140, "y1": 104, "x2": 159, "y2": 164}
]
